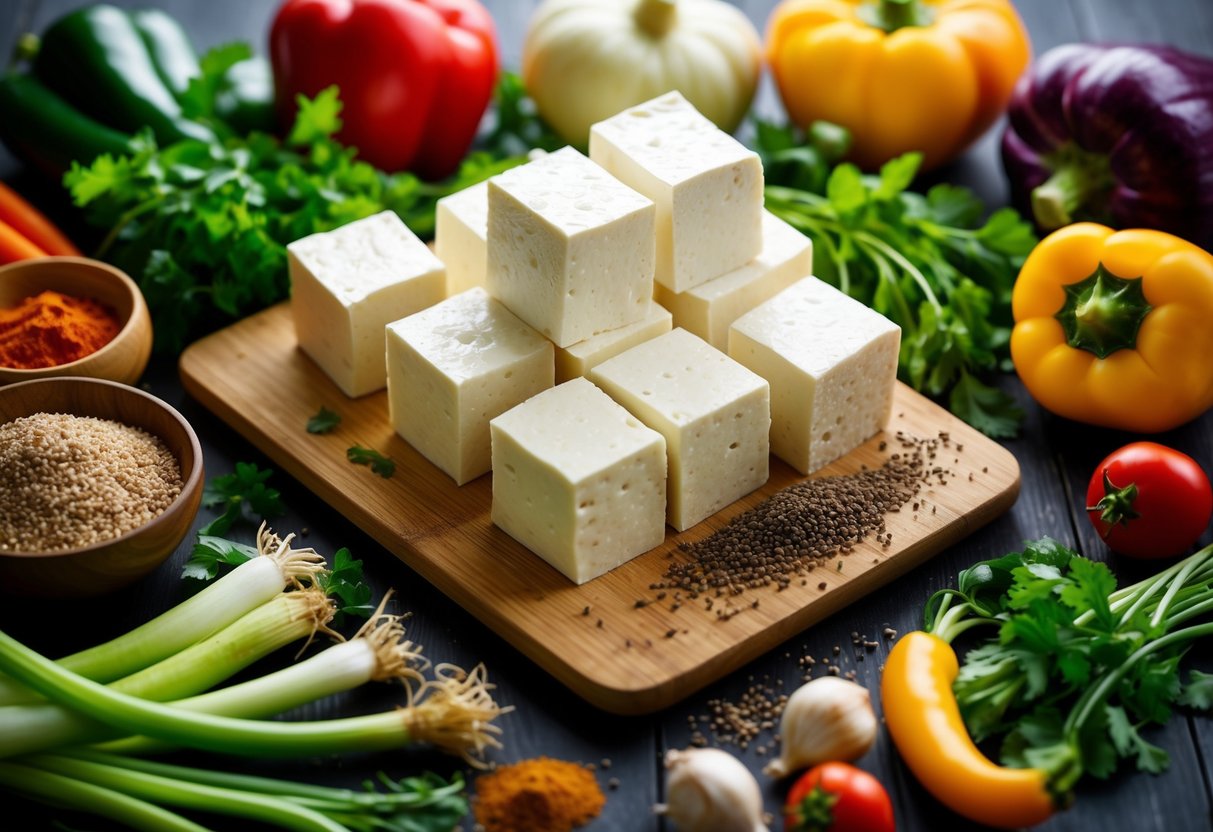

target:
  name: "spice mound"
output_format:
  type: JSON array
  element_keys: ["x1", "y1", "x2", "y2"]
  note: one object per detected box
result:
[
  {"x1": 0, "y1": 290, "x2": 121, "y2": 369},
  {"x1": 0, "y1": 412, "x2": 182, "y2": 552},
  {"x1": 473, "y1": 756, "x2": 605, "y2": 832}
]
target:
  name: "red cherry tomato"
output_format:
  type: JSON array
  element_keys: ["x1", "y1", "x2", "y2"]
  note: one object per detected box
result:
[
  {"x1": 784, "y1": 762, "x2": 895, "y2": 832},
  {"x1": 1086, "y1": 441, "x2": 1213, "y2": 559}
]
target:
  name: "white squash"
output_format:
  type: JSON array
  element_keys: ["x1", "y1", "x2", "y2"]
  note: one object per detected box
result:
[{"x1": 522, "y1": 0, "x2": 762, "y2": 145}]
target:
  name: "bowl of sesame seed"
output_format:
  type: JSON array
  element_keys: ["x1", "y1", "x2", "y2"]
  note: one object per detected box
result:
[{"x1": 0, "y1": 376, "x2": 204, "y2": 598}]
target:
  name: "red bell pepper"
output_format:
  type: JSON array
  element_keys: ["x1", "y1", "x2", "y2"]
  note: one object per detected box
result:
[{"x1": 270, "y1": 0, "x2": 498, "y2": 180}]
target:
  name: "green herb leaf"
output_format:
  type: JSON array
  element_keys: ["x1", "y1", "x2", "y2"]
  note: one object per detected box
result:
[
  {"x1": 182, "y1": 535, "x2": 259, "y2": 581},
  {"x1": 347, "y1": 446, "x2": 395, "y2": 478},
  {"x1": 307, "y1": 406, "x2": 341, "y2": 435},
  {"x1": 948, "y1": 372, "x2": 1023, "y2": 439},
  {"x1": 1179, "y1": 670, "x2": 1213, "y2": 710},
  {"x1": 316, "y1": 548, "x2": 374, "y2": 623},
  {"x1": 201, "y1": 462, "x2": 284, "y2": 535},
  {"x1": 288, "y1": 85, "x2": 342, "y2": 146},
  {"x1": 179, "y1": 42, "x2": 254, "y2": 124}
]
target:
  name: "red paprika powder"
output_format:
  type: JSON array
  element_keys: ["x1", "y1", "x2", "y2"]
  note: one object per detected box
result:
[{"x1": 0, "y1": 290, "x2": 121, "y2": 369}]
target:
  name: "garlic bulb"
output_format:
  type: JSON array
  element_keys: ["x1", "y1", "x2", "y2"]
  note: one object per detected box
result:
[
  {"x1": 763, "y1": 676, "x2": 878, "y2": 779},
  {"x1": 656, "y1": 747, "x2": 770, "y2": 832}
]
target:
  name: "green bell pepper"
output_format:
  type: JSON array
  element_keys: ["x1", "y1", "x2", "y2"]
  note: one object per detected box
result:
[{"x1": 31, "y1": 4, "x2": 215, "y2": 145}]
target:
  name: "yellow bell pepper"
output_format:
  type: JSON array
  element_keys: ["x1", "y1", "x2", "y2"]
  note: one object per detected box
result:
[
  {"x1": 765, "y1": 0, "x2": 1030, "y2": 170},
  {"x1": 1012, "y1": 223, "x2": 1213, "y2": 433}
]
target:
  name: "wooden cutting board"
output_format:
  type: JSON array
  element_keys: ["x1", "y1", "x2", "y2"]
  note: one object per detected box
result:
[{"x1": 180, "y1": 302, "x2": 1019, "y2": 714}]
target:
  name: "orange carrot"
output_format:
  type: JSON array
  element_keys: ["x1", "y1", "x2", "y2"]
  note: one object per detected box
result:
[
  {"x1": 0, "y1": 217, "x2": 47, "y2": 265},
  {"x1": 0, "y1": 181, "x2": 80, "y2": 257}
]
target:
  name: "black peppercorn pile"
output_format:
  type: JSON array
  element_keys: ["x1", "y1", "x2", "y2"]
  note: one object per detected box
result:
[{"x1": 654, "y1": 433, "x2": 948, "y2": 597}]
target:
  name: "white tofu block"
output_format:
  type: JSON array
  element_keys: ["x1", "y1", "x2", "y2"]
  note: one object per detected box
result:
[
  {"x1": 589, "y1": 329, "x2": 770, "y2": 531},
  {"x1": 486, "y1": 147, "x2": 655, "y2": 348},
  {"x1": 386, "y1": 288, "x2": 553, "y2": 486},
  {"x1": 729, "y1": 278, "x2": 901, "y2": 475},
  {"x1": 589, "y1": 91, "x2": 763, "y2": 293},
  {"x1": 555, "y1": 301, "x2": 673, "y2": 383},
  {"x1": 490, "y1": 378, "x2": 667, "y2": 584},
  {"x1": 288, "y1": 211, "x2": 445, "y2": 398},
  {"x1": 435, "y1": 181, "x2": 488, "y2": 296},
  {"x1": 655, "y1": 211, "x2": 813, "y2": 351}
]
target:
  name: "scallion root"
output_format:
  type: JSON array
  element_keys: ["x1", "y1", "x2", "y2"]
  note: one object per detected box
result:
[{"x1": 403, "y1": 663, "x2": 510, "y2": 767}]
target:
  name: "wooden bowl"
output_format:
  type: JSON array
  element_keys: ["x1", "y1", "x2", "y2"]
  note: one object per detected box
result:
[
  {"x1": 0, "y1": 377, "x2": 204, "y2": 598},
  {"x1": 0, "y1": 257, "x2": 153, "y2": 386}
]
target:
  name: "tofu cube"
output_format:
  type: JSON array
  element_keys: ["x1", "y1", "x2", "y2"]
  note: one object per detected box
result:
[
  {"x1": 655, "y1": 211, "x2": 813, "y2": 350},
  {"x1": 386, "y1": 288, "x2": 553, "y2": 486},
  {"x1": 487, "y1": 147, "x2": 655, "y2": 348},
  {"x1": 490, "y1": 378, "x2": 667, "y2": 584},
  {"x1": 435, "y1": 181, "x2": 488, "y2": 296},
  {"x1": 729, "y1": 278, "x2": 901, "y2": 475},
  {"x1": 556, "y1": 301, "x2": 673, "y2": 383},
  {"x1": 288, "y1": 211, "x2": 445, "y2": 397},
  {"x1": 589, "y1": 91, "x2": 763, "y2": 293},
  {"x1": 589, "y1": 329, "x2": 770, "y2": 531}
]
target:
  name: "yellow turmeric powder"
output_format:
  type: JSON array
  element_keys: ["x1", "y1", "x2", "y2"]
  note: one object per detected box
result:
[
  {"x1": 473, "y1": 757, "x2": 606, "y2": 832},
  {"x1": 0, "y1": 290, "x2": 120, "y2": 369}
]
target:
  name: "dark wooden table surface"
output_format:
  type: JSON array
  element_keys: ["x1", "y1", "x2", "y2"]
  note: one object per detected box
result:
[{"x1": 3, "y1": 1, "x2": 1212, "y2": 830}]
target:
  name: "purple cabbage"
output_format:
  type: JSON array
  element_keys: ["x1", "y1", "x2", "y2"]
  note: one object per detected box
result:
[{"x1": 1002, "y1": 43, "x2": 1213, "y2": 250}]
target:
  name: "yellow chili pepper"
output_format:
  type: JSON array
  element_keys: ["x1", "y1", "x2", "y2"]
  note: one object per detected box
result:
[
  {"x1": 765, "y1": 0, "x2": 1030, "y2": 171},
  {"x1": 1011, "y1": 223, "x2": 1213, "y2": 433},
  {"x1": 882, "y1": 631, "x2": 1057, "y2": 828}
]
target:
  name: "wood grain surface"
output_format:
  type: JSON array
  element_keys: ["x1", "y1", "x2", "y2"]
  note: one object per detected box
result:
[{"x1": 180, "y1": 302, "x2": 1019, "y2": 713}]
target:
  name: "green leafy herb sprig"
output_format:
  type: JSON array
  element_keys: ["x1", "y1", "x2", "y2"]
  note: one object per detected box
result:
[
  {"x1": 758, "y1": 121, "x2": 1036, "y2": 437},
  {"x1": 307, "y1": 406, "x2": 341, "y2": 435},
  {"x1": 200, "y1": 462, "x2": 284, "y2": 536},
  {"x1": 65, "y1": 56, "x2": 527, "y2": 353},
  {"x1": 348, "y1": 446, "x2": 396, "y2": 479},
  {"x1": 926, "y1": 538, "x2": 1213, "y2": 793}
]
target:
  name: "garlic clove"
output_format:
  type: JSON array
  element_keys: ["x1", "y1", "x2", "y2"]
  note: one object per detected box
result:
[
  {"x1": 658, "y1": 747, "x2": 770, "y2": 832},
  {"x1": 763, "y1": 676, "x2": 878, "y2": 779}
]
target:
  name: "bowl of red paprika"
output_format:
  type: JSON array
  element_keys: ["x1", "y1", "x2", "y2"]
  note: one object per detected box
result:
[{"x1": 0, "y1": 256, "x2": 152, "y2": 386}]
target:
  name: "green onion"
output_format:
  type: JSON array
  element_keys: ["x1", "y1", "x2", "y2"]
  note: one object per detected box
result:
[
  {"x1": 0, "y1": 760, "x2": 210, "y2": 832},
  {"x1": 0, "y1": 629, "x2": 506, "y2": 763},
  {"x1": 0, "y1": 589, "x2": 335, "y2": 759},
  {"x1": 24, "y1": 754, "x2": 346, "y2": 832},
  {"x1": 28, "y1": 750, "x2": 468, "y2": 832},
  {"x1": 0, "y1": 526, "x2": 325, "y2": 707},
  {"x1": 100, "y1": 610, "x2": 425, "y2": 756}
]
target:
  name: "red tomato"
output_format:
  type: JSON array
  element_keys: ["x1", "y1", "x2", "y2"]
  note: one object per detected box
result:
[
  {"x1": 1087, "y1": 442, "x2": 1213, "y2": 559},
  {"x1": 784, "y1": 762, "x2": 895, "y2": 832}
]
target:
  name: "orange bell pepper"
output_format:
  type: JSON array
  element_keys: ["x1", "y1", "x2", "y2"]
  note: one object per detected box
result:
[
  {"x1": 1011, "y1": 223, "x2": 1213, "y2": 433},
  {"x1": 765, "y1": 0, "x2": 1030, "y2": 170}
]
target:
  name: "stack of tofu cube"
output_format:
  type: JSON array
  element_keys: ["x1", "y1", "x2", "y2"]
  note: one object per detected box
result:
[{"x1": 286, "y1": 91, "x2": 900, "y2": 587}]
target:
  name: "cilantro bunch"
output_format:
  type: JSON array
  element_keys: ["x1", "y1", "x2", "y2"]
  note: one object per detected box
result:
[
  {"x1": 926, "y1": 538, "x2": 1213, "y2": 792},
  {"x1": 65, "y1": 83, "x2": 523, "y2": 353},
  {"x1": 759, "y1": 124, "x2": 1036, "y2": 437}
]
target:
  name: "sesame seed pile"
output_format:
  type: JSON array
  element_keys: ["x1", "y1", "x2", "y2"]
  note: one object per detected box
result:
[
  {"x1": 0, "y1": 412, "x2": 183, "y2": 552},
  {"x1": 654, "y1": 432, "x2": 948, "y2": 596}
]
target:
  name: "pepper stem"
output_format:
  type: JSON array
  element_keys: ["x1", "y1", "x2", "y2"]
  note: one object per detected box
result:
[
  {"x1": 634, "y1": 0, "x2": 678, "y2": 38},
  {"x1": 1031, "y1": 144, "x2": 1113, "y2": 230},
  {"x1": 861, "y1": 0, "x2": 934, "y2": 32},
  {"x1": 1054, "y1": 263, "x2": 1152, "y2": 360}
]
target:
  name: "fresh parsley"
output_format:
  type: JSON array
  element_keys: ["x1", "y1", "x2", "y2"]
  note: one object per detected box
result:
[
  {"x1": 307, "y1": 406, "x2": 342, "y2": 435},
  {"x1": 200, "y1": 462, "x2": 285, "y2": 536},
  {"x1": 181, "y1": 534, "x2": 260, "y2": 581},
  {"x1": 65, "y1": 63, "x2": 527, "y2": 353},
  {"x1": 347, "y1": 446, "x2": 395, "y2": 478},
  {"x1": 316, "y1": 547, "x2": 375, "y2": 625},
  {"x1": 926, "y1": 538, "x2": 1213, "y2": 795},
  {"x1": 758, "y1": 124, "x2": 1035, "y2": 437}
]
